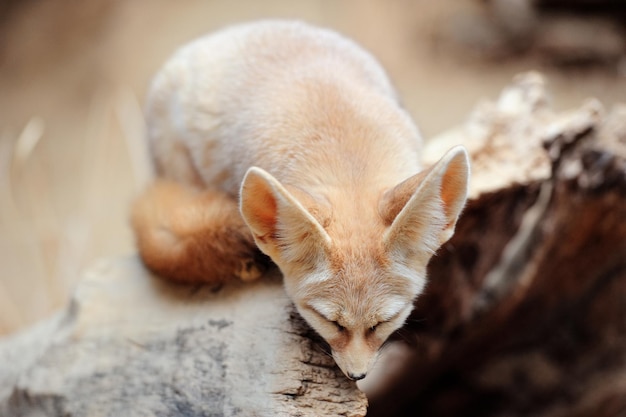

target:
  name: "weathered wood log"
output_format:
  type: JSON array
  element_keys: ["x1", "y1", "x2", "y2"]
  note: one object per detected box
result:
[
  {"x1": 367, "y1": 73, "x2": 626, "y2": 417},
  {"x1": 0, "y1": 257, "x2": 367, "y2": 417}
]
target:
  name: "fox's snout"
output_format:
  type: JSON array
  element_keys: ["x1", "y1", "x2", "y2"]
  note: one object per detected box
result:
[
  {"x1": 348, "y1": 372, "x2": 367, "y2": 381},
  {"x1": 330, "y1": 335, "x2": 380, "y2": 381},
  {"x1": 332, "y1": 351, "x2": 377, "y2": 381}
]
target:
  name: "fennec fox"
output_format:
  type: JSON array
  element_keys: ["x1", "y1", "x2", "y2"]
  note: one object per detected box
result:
[{"x1": 132, "y1": 20, "x2": 470, "y2": 381}]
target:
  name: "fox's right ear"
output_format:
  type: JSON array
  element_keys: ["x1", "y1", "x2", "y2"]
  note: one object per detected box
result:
[
  {"x1": 240, "y1": 167, "x2": 331, "y2": 264},
  {"x1": 380, "y1": 146, "x2": 470, "y2": 259}
]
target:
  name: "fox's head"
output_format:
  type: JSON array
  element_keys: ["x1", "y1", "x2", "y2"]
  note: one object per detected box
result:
[{"x1": 240, "y1": 146, "x2": 470, "y2": 380}]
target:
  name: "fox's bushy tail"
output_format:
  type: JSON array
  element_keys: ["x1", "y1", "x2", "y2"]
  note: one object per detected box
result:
[{"x1": 131, "y1": 180, "x2": 268, "y2": 284}]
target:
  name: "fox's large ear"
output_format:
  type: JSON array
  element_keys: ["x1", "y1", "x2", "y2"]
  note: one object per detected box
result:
[
  {"x1": 240, "y1": 167, "x2": 332, "y2": 264},
  {"x1": 380, "y1": 146, "x2": 470, "y2": 257}
]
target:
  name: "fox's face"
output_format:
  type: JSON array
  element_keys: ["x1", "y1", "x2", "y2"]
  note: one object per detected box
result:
[
  {"x1": 240, "y1": 146, "x2": 470, "y2": 380},
  {"x1": 288, "y1": 254, "x2": 423, "y2": 380}
]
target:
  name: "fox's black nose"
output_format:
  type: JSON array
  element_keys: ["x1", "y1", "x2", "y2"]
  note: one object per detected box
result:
[{"x1": 348, "y1": 372, "x2": 366, "y2": 381}]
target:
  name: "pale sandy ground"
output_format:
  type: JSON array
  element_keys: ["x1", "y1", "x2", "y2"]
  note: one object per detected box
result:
[{"x1": 1, "y1": 0, "x2": 624, "y2": 335}]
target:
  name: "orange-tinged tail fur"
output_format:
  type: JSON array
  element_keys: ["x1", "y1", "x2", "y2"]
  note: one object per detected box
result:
[{"x1": 131, "y1": 180, "x2": 268, "y2": 284}]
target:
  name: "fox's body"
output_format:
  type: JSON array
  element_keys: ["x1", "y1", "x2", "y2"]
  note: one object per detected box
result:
[{"x1": 133, "y1": 21, "x2": 469, "y2": 380}]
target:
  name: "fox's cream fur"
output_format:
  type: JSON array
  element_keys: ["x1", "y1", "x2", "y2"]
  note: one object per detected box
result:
[{"x1": 132, "y1": 20, "x2": 470, "y2": 380}]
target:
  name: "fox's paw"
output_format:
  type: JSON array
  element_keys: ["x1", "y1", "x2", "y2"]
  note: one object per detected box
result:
[{"x1": 236, "y1": 259, "x2": 266, "y2": 281}]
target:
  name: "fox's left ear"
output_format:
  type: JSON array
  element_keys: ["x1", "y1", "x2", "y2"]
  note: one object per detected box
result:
[
  {"x1": 239, "y1": 167, "x2": 332, "y2": 264},
  {"x1": 380, "y1": 146, "x2": 470, "y2": 257}
]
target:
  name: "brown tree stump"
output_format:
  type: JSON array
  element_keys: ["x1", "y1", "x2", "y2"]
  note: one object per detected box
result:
[{"x1": 367, "y1": 72, "x2": 626, "y2": 417}]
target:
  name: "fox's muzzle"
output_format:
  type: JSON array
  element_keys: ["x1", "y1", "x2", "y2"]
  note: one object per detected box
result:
[{"x1": 331, "y1": 337, "x2": 379, "y2": 381}]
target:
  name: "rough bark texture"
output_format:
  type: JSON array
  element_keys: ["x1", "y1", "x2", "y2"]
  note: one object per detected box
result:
[
  {"x1": 0, "y1": 257, "x2": 366, "y2": 417},
  {"x1": 367, "y1": 72, "x2": 626, "y2": 417}
]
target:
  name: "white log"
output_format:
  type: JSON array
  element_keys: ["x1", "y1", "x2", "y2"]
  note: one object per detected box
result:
[{"x1": 0, "y1": 257, "x2": 367, "y2": 417}]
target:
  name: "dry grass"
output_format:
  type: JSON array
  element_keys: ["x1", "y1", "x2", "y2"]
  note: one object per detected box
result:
[{"x1": 1, "y1": 0, "x2": 624, "y2": 336}]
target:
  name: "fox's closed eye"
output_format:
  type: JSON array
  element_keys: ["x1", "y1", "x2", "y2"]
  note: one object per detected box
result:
[
  {"x1": 369, "y1": 320, "x2": 390, "y2": 333},
  {"x1": 306, "y1": 306, "x2": 345, "y2": 332},
  {"x1": 332, "y1": 321, "x2": 346, "y2": 332}
]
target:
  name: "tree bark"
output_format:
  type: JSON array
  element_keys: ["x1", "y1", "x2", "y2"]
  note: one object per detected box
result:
[
  {"x1": 367, "y1": 72, "x2": 626, "y2": 417},
  {"x1": 0, "y1": 257, "x2": 367, "y2": 417}
]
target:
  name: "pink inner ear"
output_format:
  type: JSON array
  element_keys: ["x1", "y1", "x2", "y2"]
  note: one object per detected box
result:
[
  {"x1": 440, "y1": 155, "x2": 469, "y2": 222},
  {"x1": 241, "y1": 173, "x2": 279, "y2": 239}
]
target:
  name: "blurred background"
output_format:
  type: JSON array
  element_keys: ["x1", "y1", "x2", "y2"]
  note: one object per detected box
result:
[{"x1": 1, "y1": 0, "x2": 625, "y2": 336}]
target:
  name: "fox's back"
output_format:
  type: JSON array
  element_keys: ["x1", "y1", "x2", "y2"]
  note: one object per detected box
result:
[{"x1": 147, "y1": 20, "x2": 421, "y2": 196}]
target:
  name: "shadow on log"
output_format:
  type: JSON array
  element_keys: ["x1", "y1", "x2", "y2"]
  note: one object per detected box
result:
[{"x1": 367, "y1": 73, "x2": 626, "y2": 417}]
